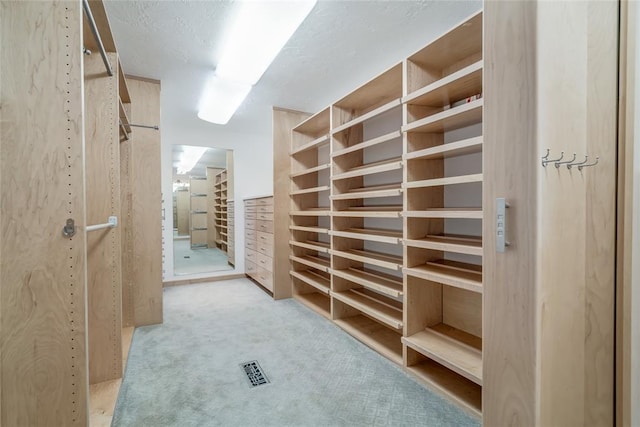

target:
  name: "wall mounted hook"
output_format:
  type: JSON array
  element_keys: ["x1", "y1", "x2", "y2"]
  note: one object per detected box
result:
[
  {"x1": 567, "y1": 155, "x2": 589, "y2": 170},
  {"x1": 578, "y1": 157, "x2": 599, "y2": 171},
  {"x1": 555, "y1": 153, "x2": 576, "y2": 169},
  {"x1": 542, "y1": 150, "x2": 564, "y2": 167},
  {"x1": 541, "y1": 149, "x2": 550, "y2": 167}
]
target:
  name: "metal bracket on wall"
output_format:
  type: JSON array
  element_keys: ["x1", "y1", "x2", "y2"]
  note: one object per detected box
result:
[
  {"x1": 62, "y1": 218, "x2": 76, "y2": 238},
  {"x1": 496, "y1": 198, "x2": 510, "y2": 253}
]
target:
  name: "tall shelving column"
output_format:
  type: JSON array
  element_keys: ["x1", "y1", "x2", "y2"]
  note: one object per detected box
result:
[
  {"x1": 330, "y1": 63, "x2": 405, "y2": 365},
  {"x1": 190, "y1": 177, "x2": 208, "y2": 248},
  {"x1": 289, "y1": 108, "x2": 332, "y2": 318},
  {"x1": 401, "y1": 11, "x2": 484, "y2": 416},
  {"x1": 213, "y1": 169, "x2": 227, "y2": 252}
]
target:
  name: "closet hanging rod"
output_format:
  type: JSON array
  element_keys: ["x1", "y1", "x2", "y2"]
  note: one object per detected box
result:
[
  {"x1": 129, "y1": 123, "x2": 160, "y2": 130},
  {"x1": 86, "y1": 216, "x2": 118, "y2": 232},
  {"x1": 82, "y1": 0, "x2": 114, "y2": 77}
]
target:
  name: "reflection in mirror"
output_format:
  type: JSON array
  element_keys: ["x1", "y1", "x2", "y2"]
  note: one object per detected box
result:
[{"x1": 173, "y1": 145, "x2": 234, "y2": 275}]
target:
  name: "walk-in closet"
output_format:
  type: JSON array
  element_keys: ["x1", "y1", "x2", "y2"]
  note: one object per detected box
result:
[{"x1": 1, "y1": 0, "x2": 639, "y2": 426}]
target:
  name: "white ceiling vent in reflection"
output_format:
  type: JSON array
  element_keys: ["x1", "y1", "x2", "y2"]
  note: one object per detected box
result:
[
  {"x1": 176, "y1": 146, "x2": 208, "y2": 175},
  {"x1": 198, "y1": 0, "x2": 317, "y2": 125}
]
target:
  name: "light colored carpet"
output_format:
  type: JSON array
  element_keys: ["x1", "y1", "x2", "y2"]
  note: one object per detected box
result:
[
  {"x1": 113, "y1": 279, "x2": 480, "y2": 427},
  {"x1": 173, "y1": 238, "x2": 232, "y2": 275}
]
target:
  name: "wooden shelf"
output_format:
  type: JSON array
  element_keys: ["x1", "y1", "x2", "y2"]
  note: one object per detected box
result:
[
  {"x1": 403, "y1": 323, "x2": 482, "y2": 385},
  {"x1": 118, "y1": 62, "x2": 131, "y2": 104},
  {"x1": 333, "y1": 314, "x2": 403, "y2": 365},
  {"x1": 290, "y1": 185, "x2": 330, "y2": 196},
  {"x1": 332, "y1": 248, "x2": 402, "y2": 271},
  {"x1": 331, "y1": 183, "x2": 402, "y2": 201},
  {"x1": 332, "y1": 98, "x2": 401, "y2": 135},
  {"x1": 294, "y1": 292, "x2": 331, "y2": 320},
  {"x1": 405, "y1": 260, "x2": 482, "y2": 294},
  {"x1": 405, "y1": 208, "x2": 482, "y2": 219},
  {"x1": 331, "y1": 227, "x2": 402, "y2": 244},
  {"x1": 404, "y1": 174, "x2": 482, "y2": 189},
  {"x1": 289, "y1": 255, "x2": 331, "y2": 272},
  {"x1": 290, "y1": 270, "x2": 330, "y2": 295},
  {"x1": 291, "y1": 134, "x2": 330, "y2": 155},
  {"x1": 119, "y1": 98, "x2": 131, "y2": 134},
  {"x1": 290, "y1": 163, "x2": 331, "y2": 178},
  {"x1": 332, "y1": 157, "x2": 403, "y2": 181},
  {"x1": 405, "y1": 136, "x2": 483, "y2": 161},
  {"x1": 290, "y1": 209, "x2": 331, "y2": 217},
  {"x1": 332, "y1": 205, "x2": 402, "y2": 218},
  {"x1": 289, "y1": 240, "x2": 331, "y2": 253},
  {"x1": 332, "y1": 267, "x2": 403, "y2": 298},
  {"x1": 405, "y1": 358, "x2": 481, "y2": 417},
  {"x1": 292, "y1": 107, "x2": 330, "y2": 135},
  {"x1": 332, "y1": 130, "x2": 402, "y2": 158},
  {"x1": 405, "y1": 234, "x2": 482, "y2": 256},
  {"x1": 402, "y1": 99, "x2": 483, "y2": 134},
  {"x1": 333, "y1": 289, "x2": 402, "y2": 330},
  {"x1": 289, "y1": 225, "x2": 329, "y2": 234},
  {"x1": 404, "y1": 61, "x2": 483, "y2": 107}
]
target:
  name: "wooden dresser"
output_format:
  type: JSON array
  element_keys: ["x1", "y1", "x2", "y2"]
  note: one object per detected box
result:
[
  {"x1": 244, "y1": 196, "x2": 274, "y2": 292},
  {"x1": 227, "y1": 200, "x2": 235, "y2": 266}
]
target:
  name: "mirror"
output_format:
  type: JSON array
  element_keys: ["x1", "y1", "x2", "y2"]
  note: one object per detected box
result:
[{"x1": 172, "y1": 145, "x2": 234, "y2": 275}]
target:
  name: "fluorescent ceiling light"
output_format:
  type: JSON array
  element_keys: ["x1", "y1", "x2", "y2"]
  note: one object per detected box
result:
[
  {"x1": 176, "y1": 146, "x2": 208, "y2": 175},
  {"x1": 197, "y1": 76, "x2": 251, "y2": 125},
  {"x1": 216, "y1": 0, "x2": 317, "y2": 85}
]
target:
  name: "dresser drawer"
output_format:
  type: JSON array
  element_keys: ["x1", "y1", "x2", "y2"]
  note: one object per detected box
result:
[
  {"x1": 256, "y1": 197, "x2": 273, "y2": 206},
  {"x1": 256, "y1": 252, "x2": 273, "y2": 272},
  {"x1": 257, "y1": 205, "x2": 273, "y2": 214},
  {"x1": 245, "y1": 260, "x2": 257, "y2": 276},
  {"x1": 245, "y1": 247, "x2": 257, "y2": 264},
  {"x1": 245, "y1": 211, "x2": 257, "y2": 220},
  {"x1": 245, "y1": 199, "x2": 257, "y2": 207},
  {"x1": 256, "y1": 212, "x2": 273, "y2": 221},
  {"x1": 245, "y1": 239, "x2": 257, "y2": 251},
  {"x1": 255, "y1": 220, "x2": 273, "y2": 234},
  {"x1": 256, "y1": 231, "x2": 274, "y2": 248},
  {"x1": 245, "y1": 229, "x2": 256, "y2": 241},
  {"x1": 255, "y1": 267, "x2": 273, "y2": 292},
  {"x1": 244, "y1": 219, "x2": 256, "y2": 230}
]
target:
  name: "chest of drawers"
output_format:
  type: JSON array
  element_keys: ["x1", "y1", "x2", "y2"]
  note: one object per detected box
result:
[{"x1": 244, "y1": 196, "x2": 273, "y2": 292}]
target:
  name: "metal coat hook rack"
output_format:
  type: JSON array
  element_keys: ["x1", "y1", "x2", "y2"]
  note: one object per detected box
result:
[{"x1": 541, "y1": 149, "x2": 599, "y2": 170}]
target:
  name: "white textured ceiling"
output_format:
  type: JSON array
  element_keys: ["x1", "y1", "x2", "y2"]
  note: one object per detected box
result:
[{"x1": 104, "y1": 0, "x2": 482, "y2": 145}]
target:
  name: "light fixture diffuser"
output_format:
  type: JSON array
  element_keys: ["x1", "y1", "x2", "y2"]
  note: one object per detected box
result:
[
  {"x1": 197, "y1": 76, "x2": 252, "y2": 125},
  {"x1": 176, "y1": 146, "x2": 208, "y2": 175}
]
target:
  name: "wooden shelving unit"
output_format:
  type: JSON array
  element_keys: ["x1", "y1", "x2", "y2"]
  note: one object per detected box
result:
[
  {"x1": 213, "y1": 169, "x2": 228, "y2": 252},
  {"x1": 287, "y1": 10, "x2": 484, "y2": 418}
]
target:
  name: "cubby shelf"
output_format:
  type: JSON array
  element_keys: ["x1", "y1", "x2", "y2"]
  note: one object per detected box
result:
[
  {"x1": 331, "y1": 183, "x2": 402, "y2": 200},
  {"x1": 331, "y1": 228, "x2": 402, "y2": 244},
  {"x1": 289, "y1": 240, "x2": 331, "y2": 253},
  {"x1": 332, "y1": 206, "x2": 402, "y2": 218},
  {"x1": 291, "y1": 134, "x2": 330, "y2": 155},
  {"x1": 333, "y1": 315, "x2": 403, "y2": 365},
  {"x1": 289, "y1": 225, "x2": 330, "y2": 234},
  {"x1": 332, "y1": 157, "x2": 403, "y2": 181},
  {"x1": 332, "y1": 267, "x2": 403, "y2": 298},
  {"x1": 405, "y1": 136, "x2": 483, "y2": 161},
  {"x1": 290, "y1": 270, "x2": 330, "y2": 295},
  {"x1": 332, "y1": 130, "x2": 402, "y2": 158},
  {"x1": 332, "y1": 289, "x2": 403, "y2": 330},
  {"x1": 290, "y1": 209, "x2": 331, "y2": 217},
  {"x1": 402, "y1": 99, "x2": 483, "y2": 134},
  {"x1": 403, "y1": 60, "x2": 483, "y2": 107},
  {"x1": 404, "y1": 260, "x2": 482, "y2": 294},
  {"x1": 290, "y1": 185, "x2": 331, "y2": 196},
  {"x1": 404, "y1": 174, "x2": 482, "y2": 189},
  {"x1": 332, "y1": 248, "x2": 402, "y2": 271},
  {"x1": 289, "y1": 255, "x2": 331, "y2": 272},
  {"x1": 405, "y1": 235, "x2": 482, "y2": 256},
  {"x1": 294, "y1": 292, "x2": 331, "y2": 320},
  {"x1": 405, "y1": 208, "x2": 483, "y2": 219},
  {"x1": 403, "y1": 324, "x2": 482, "y2": 385},
  {"x1": 290, "y1": 163, "x2": 331, "y2": 178},
  {"x1": 332, "y1": 98, "x2": 402, "y2": 135}
]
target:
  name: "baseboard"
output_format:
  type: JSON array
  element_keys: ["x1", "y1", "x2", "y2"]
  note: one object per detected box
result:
[{"x1": 163, "y1": 273, "x2": 245, "y2": 288}]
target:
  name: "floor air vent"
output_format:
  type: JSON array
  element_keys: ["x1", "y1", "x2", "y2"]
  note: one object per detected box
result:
[{"x1": 240, "y1": 360, "x2": 270, "y2": 387}]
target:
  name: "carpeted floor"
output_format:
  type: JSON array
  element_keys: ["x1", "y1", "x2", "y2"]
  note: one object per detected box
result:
[{"x1": 113, "y1": 279, "x2": 480, "y2": 427}]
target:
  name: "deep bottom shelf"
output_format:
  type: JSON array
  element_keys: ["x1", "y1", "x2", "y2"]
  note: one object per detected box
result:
[
  {"x1": 404, "y1": 355, "x2": 482, "y2": 418},
  {"x1": 293, "y1": 292, "x2": 331, "y2": 320},
  {"x1": 333, "y1": 314, "x2": 403, "y2": 365}
]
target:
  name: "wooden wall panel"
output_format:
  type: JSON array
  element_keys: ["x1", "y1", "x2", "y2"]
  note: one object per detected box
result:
[
  {"x1": 128, "y1": 77, "x2": 163, "y2": 326},
  {"x1": 85, "y1": 52, "x2": 123, "y2": 384},
  {"x1": 177, "y1": 190, "x2": 190, "y2": 236},
  {"x1": 120, "y1": 136, "x2": 134, "y2": 327},
  {"x1": 273, "y1": 107, "x2": 311, "y2": 300},
  {"x1": 483, "y1": 1, "x2": 537, "y2": 424},
  {"x1": 1, "y1": 1, "x2": 88, "y2": 424}
]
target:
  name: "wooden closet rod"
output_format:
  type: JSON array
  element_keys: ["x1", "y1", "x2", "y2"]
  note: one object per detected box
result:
[{"x1": 82, "y1": 0, "x2": 114, "y2": 77}]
